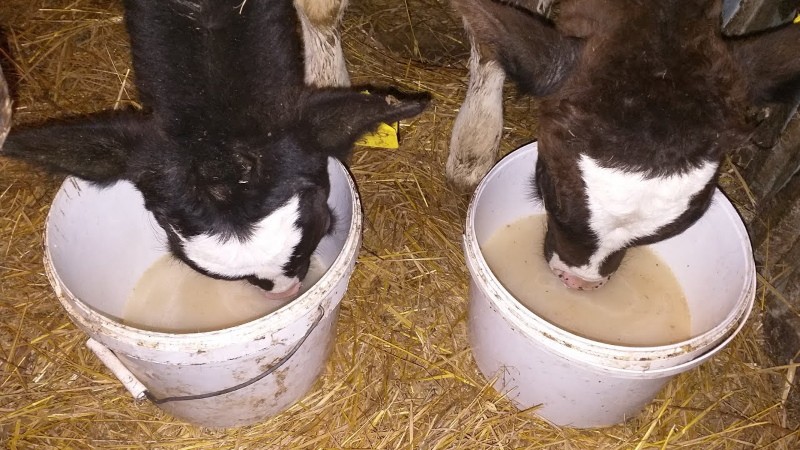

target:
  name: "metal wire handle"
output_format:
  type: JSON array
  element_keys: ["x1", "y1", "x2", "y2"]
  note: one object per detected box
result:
[{"x1": 144, "y1": 305, "x2": 325, "y2": 404}]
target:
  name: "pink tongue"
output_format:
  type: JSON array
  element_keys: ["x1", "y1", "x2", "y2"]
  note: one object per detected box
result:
[{"x1": 262, "y1": 281, "x2": 301, "y2": 301}]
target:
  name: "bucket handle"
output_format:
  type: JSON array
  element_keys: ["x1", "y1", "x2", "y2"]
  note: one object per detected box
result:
[{"x1": 86, "y1": 305, "x2": 325, "y2": 405}]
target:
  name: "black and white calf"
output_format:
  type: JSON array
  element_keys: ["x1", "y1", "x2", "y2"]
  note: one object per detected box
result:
[
  {"x1": 449, "y1": 0, "x2": 800, "y2": 290},
  {"x1": 1, "y1": 0, "x2": 429, "y2": 298}
]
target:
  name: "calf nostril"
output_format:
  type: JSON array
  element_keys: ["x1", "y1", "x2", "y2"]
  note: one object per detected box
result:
[{"x1": 552, "y1": 269, "x2": 608, "y2": 290}]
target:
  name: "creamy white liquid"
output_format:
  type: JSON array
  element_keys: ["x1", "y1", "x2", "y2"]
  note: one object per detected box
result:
[
  {"x1": 481, "y1": 215, "x2": 691, "y2": 346},
  {"x1": 122, "y1": 255, "x2": 328, "y2": 333}
]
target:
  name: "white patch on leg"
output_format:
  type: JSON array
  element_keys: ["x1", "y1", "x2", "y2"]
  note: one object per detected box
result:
[
  {"x1": 177, "y1": 195, "x2": 303, "y2": 293},
  {"x1": 550, "y1": 156, "x2": 718, "y2": 281},
  {"x1": 447, "y1": 39, "x2": 505, "y2": 188},
  {"x1": 536, "y1": 0, "x2": 557, "y2": 16},
  {"x1": 296, "y1": 3, "x2": 350, "y2": 87},
  {"x1": 0, "y1": 70, "x2": 10, "y2": 149}
]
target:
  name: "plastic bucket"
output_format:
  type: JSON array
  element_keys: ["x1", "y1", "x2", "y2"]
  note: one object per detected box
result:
[
  {"x1": 464, "y1": 143, "x2": 755, "y2": 428},
  {"x1": 44, "y1": 157, "x2": 361, "y2": 428}
]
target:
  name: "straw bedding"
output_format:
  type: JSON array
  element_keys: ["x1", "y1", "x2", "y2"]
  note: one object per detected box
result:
[{"x1": 1, "y1": 1, "x2": 798, "y2": 448}]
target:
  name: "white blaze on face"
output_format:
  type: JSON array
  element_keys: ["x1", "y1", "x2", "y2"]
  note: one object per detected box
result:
[
  {"x1": 177, "y1": 195, "x2": 303, "y2": 293},
  {"x1": 547, "y1": 155, "x2": 718, "y2": 282}
]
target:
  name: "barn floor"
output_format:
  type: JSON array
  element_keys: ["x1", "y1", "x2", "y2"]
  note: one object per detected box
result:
[{"x1": 1, "y1": 1, "x2": 798, "y2": 448}]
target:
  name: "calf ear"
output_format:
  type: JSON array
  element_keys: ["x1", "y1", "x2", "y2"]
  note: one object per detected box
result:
[
  {"x1": 302, "y1": 89, "x2": 430, "y2": 160},
  {"x1": 2, "y1": 110, "x2": 146, "y2": 184},
  {"x1": 729, "y1": 23, "x2": 800, "y2": 146},
  {"x1": 454, "y1": 0, "x2": 584, "y2": 96},
  {"x1": 730, "y1": 23, "x2": 800, "y2": 104}
]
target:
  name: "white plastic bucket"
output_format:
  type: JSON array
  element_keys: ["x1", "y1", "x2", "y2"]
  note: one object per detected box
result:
[
  {"x1": 43, "y1": 157, "x2": 361, "y2": 428},
  {"x1": 465, "y1": 143, "x2": 756, "y2": 428}
]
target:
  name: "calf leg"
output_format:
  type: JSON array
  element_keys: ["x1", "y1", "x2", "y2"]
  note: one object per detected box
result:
[
  {"x1": 0, "y1": 69, "x2": 10, "y2": 150},
  {"x1": 446, "y1": 37, "x2": 505, "y2": 189},
  {"x1": 447, "y1": 0, "x2": 560, "y2": 189},
  {"x1": 294, "y1": 0, "x2": 350, "y2": 87}
]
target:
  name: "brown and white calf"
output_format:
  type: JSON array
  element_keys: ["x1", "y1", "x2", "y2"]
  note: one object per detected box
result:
[
  {"x1": 1, "y1": 0, "x2": 428, "y2": 298},
  {"x1": 448, "y1": 0, "x2": 800, "y2": 289}
]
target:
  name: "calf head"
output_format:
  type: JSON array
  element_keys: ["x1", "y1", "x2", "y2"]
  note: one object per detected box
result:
[
  {"x1": 1, "y1": 0, "x2": 429, "y2": 298},
  {"x1": 457, "y1": 0, "x2": 800, "y2": 289}
]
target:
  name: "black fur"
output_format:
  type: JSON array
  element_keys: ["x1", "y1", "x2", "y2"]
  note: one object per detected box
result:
[{"x1": 2, "y1": 0, "x2": 430, "y2": 291}]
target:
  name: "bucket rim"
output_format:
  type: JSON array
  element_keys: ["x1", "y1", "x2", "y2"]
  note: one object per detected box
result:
[
  {"x1": 44, "y1": 157, "x2": 362, "y2": 354},
  {"x1": 464, "y1": 142, "x2": 756, "y2": 374}
]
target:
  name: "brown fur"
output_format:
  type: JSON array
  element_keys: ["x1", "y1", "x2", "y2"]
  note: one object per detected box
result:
[{"x1": 450, "y1": 0, "x2": 800, "y2": 283}]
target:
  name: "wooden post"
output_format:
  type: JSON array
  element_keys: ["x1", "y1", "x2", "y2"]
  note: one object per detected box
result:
[
  {"x1": 723, "y1": 0, "x2": 800, "y2": 425},
  {"x1": 743, "y1": 91, "x2": 800, "y2": 429}
]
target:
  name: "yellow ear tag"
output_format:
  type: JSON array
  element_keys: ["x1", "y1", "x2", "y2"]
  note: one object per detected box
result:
[
  {"x1": 355, "y1": 91, "x2": 400, "y2": 149},
  {"x1": 795, "y1": 14, "x2": 800, "y2": 24},
  {"x1": 356, "y1": 121, "x2": 399, "y2": 149}
]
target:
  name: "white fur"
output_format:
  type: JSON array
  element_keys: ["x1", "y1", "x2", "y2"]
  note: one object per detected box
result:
[
  {"x1": 447, "y1": 0, "x2": 555, "y2": 189},
  {"x1": 548, "y1": 155, "x2": 718, "y2": 282},
  {"x1": 0, "y1": 70, "x2": 10, "y2": 149},
  {"x1": 446, "y1": 37, "x2": 506, "y2": 189},
  {"x1": 178, "y1": 195, "x2": 303, "y2": 293},
  {"x1": 295, "y1": 1, "x2": 350, "y2": 87}
]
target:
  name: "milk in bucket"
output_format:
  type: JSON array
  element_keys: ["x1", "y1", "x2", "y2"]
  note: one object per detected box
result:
[
  {"x1": 44, "y1": 157, "x2": 362, "y2": 428},
  {"x1": 464, "y1": 142, "x2": 755, "y2": 427}
]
